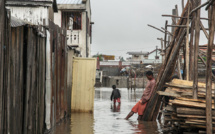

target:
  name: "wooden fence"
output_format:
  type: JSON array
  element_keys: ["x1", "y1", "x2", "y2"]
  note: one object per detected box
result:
[{"x1": 0, "y1": 10, "x2": 69, "y2": 134}]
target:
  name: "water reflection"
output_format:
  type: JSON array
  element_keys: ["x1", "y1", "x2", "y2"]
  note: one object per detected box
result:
[
  {"x1": 111, "y1": 103, "x2": 121, "y2": 112},
  {"x1": 51, "y1": 88, "x2": 164, "y2": 134},
  {"x1": 71, "y1": 113, "x2": 94, "y2": 134}
]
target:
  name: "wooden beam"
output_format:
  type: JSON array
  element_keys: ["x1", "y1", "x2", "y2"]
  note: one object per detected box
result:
[
  {"x1": 190, "y1": 1, "x2": 209, "y2": 15},
  {"x1": 164, "y1": 21, "x2": 168, "y2": 49},
  {"x1": 189, "y1": 18, "x2": 195, "y2": 81},
  {"x1": 162, "y1": 14, "x2": 209, "y2": 20},
  {"x1": 147, "y1": 24, "x2": 165, "y2": 34},
  {"x1": 167, "y1": 25, "x2": 188, "y2": 28},
  {"x1": 205, "y1": 0, "x2": 215, "y2": 10},
  {"x1": 193, "y1": 0, "x2": 201, "y2": 99},
  {"x1": 182, "y1": 0, "x2": 185, "y2": 10},
  {"x1": 161, "y1": 27, "x2": 173, "y2": 36},
  {"x1": 157, "y1": 38, "x2": 169, "y2": 43},
  {"x1": 206, "y1": 2, "x2": 215, "y2": 133},
  {"x1": 185, "y1": 0, "x2": 190, "y2": 80},
  {"x1": 200, "y1": 20, "x2": 209, "y2": 39}
]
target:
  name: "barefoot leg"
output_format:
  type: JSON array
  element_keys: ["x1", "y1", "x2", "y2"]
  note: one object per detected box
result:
[{"x1": 125, "y1": 111, "x2": 134, "y2": 120}]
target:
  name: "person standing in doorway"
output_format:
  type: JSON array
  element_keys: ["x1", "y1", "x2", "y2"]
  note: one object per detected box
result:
[
  {"x1": 110, "y1": 85, "x2": 121, "y2": 104},
  {"x1": 125, "y1": 71, "x2": 156, "y2": 120}
]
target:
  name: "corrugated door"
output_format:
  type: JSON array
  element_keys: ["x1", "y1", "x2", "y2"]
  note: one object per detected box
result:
[{"x1": 71, "y1": 57, "x2": 96, "y2": 112}]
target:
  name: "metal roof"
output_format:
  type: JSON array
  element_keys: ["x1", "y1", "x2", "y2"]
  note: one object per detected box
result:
[
  {"x1": 11, "y1": 16, "x2": 27, "y2": 27},
  {"x1": 56, "y1": 0, "x2": 82, "y2": 4}
]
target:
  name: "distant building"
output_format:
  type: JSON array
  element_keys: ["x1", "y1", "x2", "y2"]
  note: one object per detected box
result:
[
  {"x1": 6, "y1": 0, "x2": 58, "y2": 25},
  {"x1": 199, "y1": 44, "x2": 215, "y2": 61},
  {"x1": 127, "y1": 49, "x2": 162, "y2": 64},
  {"x1": 127, "y1": 51, "x2": 149, "y2": 62},
  {"x1": 54, "y1": 0, "x2": 93, "y2": 57}
]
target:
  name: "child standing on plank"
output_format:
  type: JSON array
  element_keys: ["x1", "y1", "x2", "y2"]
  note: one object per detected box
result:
[{"x1": 110, "y1": 85, "x2": 121, "y2": 104}]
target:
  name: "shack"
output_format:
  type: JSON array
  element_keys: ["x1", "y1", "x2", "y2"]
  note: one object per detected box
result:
[{"x1": 0, "y1": 0, "x2": 70, "y2": 133}]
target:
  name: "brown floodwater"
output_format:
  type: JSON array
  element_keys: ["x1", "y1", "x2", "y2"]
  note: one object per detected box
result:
[{"x1": 50, "y1": 88, "x2": 165, "y2": 134}]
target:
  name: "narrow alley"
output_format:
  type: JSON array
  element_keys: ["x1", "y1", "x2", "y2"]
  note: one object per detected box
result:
[{"x1": 50, "y1": 88, "x2": 163, "y2": 134}]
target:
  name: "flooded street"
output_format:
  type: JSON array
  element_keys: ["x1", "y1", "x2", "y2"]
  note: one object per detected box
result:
[{"x1": 51, "y1": 88, "x2": 164, "y2": 134}]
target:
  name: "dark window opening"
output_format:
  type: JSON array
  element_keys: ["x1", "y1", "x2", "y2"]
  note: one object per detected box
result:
[{"x1": 62, "y1": 12, "x2": 82, "y2": 30}]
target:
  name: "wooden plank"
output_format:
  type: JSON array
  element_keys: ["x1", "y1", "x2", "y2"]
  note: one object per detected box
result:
[
  {"x1": 170, "y1": 79, "x2": 209, "y2": 88},
  {"x1": 157, "y1": 91, "x2": 181, "y2": 98},
  {"x1": 193, "y1": 0, "x2": 201, "y2": 99},
  {"x1": 5, "y1": 10, "x2": 11, "y2": 134},
  {"x1": 9, "y1": 27, "x2": 16, "y2": 134},
  {"x1": 206, "y1": 2, "x2": 215, "y2": 133},
  {"x1": 177, "y1": 114, "x2": 215, "y2": 120},
  {"x1": 177, "y1": 97, "x2": 215, "y2": 104},
  {"x1": 177, "y1": 107, "x2": 215, "y2": 116},
  {"x1": 23, "y1": 27, "x2": 33, "y2": 134},
  {"x1": 163, "y1": 105, "x2": 175, "y2": 112},
  {"x1": 20, "y1": 27, "x2": 24, "y2": 134},
  {"x1": 0, "y1": 0, "x2": 6, "y2": 133},
  {"x1": 172, "y1": 99, "x2": 215, "y2": 109}
]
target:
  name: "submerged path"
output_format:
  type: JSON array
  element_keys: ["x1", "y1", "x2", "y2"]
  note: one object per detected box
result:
[{"x1": 51, "y1": 88, "x2": 163, "y2": 134}]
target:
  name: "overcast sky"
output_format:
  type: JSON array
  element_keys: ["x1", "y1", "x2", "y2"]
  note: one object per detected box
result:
[{"x1": 90, "y1": 0, "x2": 208, "y2": 59}]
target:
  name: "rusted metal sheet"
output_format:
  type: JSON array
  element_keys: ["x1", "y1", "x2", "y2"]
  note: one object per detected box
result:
[
  {"x1": 11, "y1": 16, "x2": 27, "y2": 27},
  {"x1": 48, "y1": 20, "x2": 68, "y2": 129}
]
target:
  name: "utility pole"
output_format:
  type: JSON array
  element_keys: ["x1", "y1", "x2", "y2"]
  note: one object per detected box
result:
[{"x1": 0, "y1": 0, "x2": 6, "y2": 133}]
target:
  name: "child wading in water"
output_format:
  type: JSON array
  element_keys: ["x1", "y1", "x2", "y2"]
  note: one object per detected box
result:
[{"x1": 110, "y1": 85, "x2": 121, "y2": 104}]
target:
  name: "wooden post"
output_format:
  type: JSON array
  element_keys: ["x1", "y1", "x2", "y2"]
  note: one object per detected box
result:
[
  {"x1": 160, "y1": 38, "x2": 165, "y2": 63},
  {"x1": 193, "y1": 0, "x2": 201, "y2": 99},
  {"x1": 164, "y1": 21, "x2": 168, "y2": 50},
  {"x1": 206, "y1": 2, "x2": 215, "y2": 134},
  {"x1": 172, "y1": 9, "x2": 177, "y2": 33},
  {"x1": 182, "y1": 0, "x2": 185, "y2": 10},
  {"x1": 200, "y1": 20, "x2": 209, "y2": 39},
  {"x1": 185, "y1": 0, "x2": 190, "y2": 80},
  {"x1": 0, "y1": 0, "x2": 6, "y2": 133},
  {"x1": 189, "y1": 1, "x2": 195, "y2": 81},
  {"x1": 177, "y1": 58, "x2": 182, "y2": 79}
]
